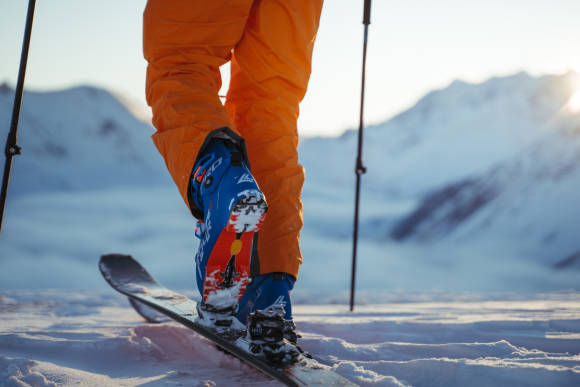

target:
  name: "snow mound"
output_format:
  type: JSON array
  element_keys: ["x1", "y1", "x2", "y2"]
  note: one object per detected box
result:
[
  {"x1": 0, "y1": 357, "x2": 57, "y2": 387},
  {"x1": 1, "y1": 291, "x2": 579, "y2": 386}
]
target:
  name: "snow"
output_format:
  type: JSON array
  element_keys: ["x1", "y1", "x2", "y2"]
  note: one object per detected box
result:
[
  {"x1": 0, "y1": 85, "x2": 171, "y2": 194},
  {"x1": 299, "y1": 70, "x2": 580, "y2": 271},
  {"x1": 228, "y1": 189, "x2": 267, "y2": 233},
  {"x1": 2, "y1": 71, "x2": 580, "y2": 385},
  {"x1": 1, "y1": 291, "x2": 579, "y2": 386}
]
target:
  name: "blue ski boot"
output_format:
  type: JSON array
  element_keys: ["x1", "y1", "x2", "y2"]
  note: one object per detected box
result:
[{"x1": 191, "y1": 138, "x2": 267, "y2": 329}]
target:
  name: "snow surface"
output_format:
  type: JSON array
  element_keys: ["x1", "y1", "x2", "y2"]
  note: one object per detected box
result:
[{"x1": 1, "y1": 291, "x2": 579, "y2": 386}]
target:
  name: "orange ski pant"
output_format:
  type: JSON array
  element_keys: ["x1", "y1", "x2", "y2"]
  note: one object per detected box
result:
[{"x1": 143, "y1": 0, "x2": 323, "y2": 278}]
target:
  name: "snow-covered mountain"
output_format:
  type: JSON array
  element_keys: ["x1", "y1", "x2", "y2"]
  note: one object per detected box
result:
[
  {"x1": 1, "y1": 71, "x2": 579, "y2": 285},
  {"x1": 299, "y1": 71, "x2": 580, "y2": 266},
  {"x1": 0, "y1": 83, "x2": 171, "y2": 194},
  {"x1": 301, "y1": 71, "x2": 580, "y2": 196},
  {"x1": 390, "y1": 123, "x2": 580, "y2": 263}
]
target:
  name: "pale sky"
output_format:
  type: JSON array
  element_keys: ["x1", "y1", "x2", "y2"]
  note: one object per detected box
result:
[{"x1": 1, "y1": 0, "x2": 579, "y2": 137}]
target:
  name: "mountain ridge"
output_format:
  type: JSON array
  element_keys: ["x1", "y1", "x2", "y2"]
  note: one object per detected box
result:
[{"x1": 2, "y1": 72, "x2": 580, "y2": 267}]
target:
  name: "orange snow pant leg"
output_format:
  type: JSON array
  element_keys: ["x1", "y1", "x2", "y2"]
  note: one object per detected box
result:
[
  {"x1": 226, "y1": 0, "x2": 323, "y2": 278},
  {"x1": 143, "y1": 0, "x2": 323, "y2": 279},
  {"x1": 143, "y1": 0, "x2": 253, "y2": 208}
]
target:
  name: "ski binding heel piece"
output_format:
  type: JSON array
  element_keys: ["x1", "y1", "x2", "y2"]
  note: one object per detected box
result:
[{"x1": 239, "y1": 305, "x2": 301, "y2": 365}]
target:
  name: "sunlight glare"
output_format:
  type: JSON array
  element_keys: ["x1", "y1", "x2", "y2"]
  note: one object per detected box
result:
[
  {"x1": 568, "y1": 90, "x2": 580, "y2": 112},
  {"x1": 571, "y1": 57, "x2": 580, "y2": 74}
]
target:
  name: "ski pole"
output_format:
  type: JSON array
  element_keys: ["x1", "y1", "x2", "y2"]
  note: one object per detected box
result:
[
  {"x1": 0, "y1": 0, "x2": 37, "y2": 235},
  {"x1": 350, "y1": 0, "x2": 371, "y2": 312}
]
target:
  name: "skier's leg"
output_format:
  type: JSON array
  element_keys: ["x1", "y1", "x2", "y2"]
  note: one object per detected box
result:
[
  {"x1": 143, "y1": 0, "x2": 253, "y2": 209},
  {"x1": 225, "y1": 0, "x2": 323, "y2": 322},
  {"x1": 144, "y1": 0, "x2": 266, "y2": 315}
]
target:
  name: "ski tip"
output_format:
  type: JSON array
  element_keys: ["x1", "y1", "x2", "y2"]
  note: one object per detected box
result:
[
  {"x1": 99, "y1": 253, "x2": 132, "y2": 273},
  {"x1": 100, "y1": 253, "x2": 134, "y2": 261},
  {"x1": 99, "y1": 253, "x2": 157, "y2": 290}
]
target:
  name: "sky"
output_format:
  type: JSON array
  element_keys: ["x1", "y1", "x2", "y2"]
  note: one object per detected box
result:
[{"x1": 1, "y1": 0, "x2": 580, "y2": 137}]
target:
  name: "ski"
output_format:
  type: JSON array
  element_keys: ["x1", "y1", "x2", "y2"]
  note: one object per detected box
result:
[{"x1": 99, "y1": 254, "x2": 357, "y2": 387}]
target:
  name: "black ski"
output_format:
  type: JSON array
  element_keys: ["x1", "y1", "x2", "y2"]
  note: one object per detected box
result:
[{"x1": 99, "y1": 254, "x2": 357, "y2": 387}]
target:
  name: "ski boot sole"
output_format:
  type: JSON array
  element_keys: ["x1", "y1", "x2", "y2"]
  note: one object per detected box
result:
[{"x1": 201, "y1": 193, "x2": 268, "y2": 313}]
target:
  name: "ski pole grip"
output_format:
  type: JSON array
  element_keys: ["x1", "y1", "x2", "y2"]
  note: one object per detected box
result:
[{"x1": 363, "y1": 0, "x2": 372, "y2": 25}]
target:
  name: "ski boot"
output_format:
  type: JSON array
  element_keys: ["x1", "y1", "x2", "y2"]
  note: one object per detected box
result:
[
  {"x1": 191, "y1": 137, "x2": 267, "y2": 330},
  {"x1": 242, "y1": 305, "x2": 300, "y2": 364}
]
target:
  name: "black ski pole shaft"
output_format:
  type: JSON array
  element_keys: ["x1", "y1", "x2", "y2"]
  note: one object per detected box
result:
[
  {"x1": 350, "y1": 0, "x2": 371, "y2": 312},
  {"x1": 0, "y1": 0, "x2": 37, "y2": 235}
]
